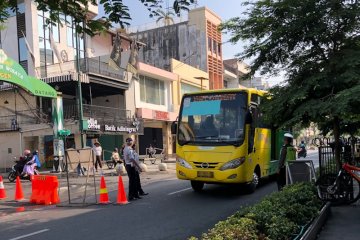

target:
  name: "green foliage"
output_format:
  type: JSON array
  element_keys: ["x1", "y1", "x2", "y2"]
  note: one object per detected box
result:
[
  {"x1": 200, "y1": 217, "x2": 259, "y2": 240},
  {"x1": 0, "y1": 0, "x2": 195, "y2": 35},
  {"x1": 190, "y1": 183, "x2": 323, "y2": 240},
  {"x1": 221, "y1": 0, "x2": 360, "y2": 129},
  {"x1": 221, "y1": 0, "x2": 360, "y2": 166}
]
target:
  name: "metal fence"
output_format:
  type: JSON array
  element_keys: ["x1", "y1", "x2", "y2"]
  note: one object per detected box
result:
[
  {"x1": 315, "y1": 137, "x2": 360, "y2": 177},
  {"x1": 37, "y1": 56, "x2": 127, "y2": 81}
]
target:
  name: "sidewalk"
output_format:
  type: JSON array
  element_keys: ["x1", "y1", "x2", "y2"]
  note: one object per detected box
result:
[
  {"x1": 0, "y1": 161, "x2": 176, "y2": 215},
  {"x1": 317, "y1": 202, "x2": 360, "y2": 240}
]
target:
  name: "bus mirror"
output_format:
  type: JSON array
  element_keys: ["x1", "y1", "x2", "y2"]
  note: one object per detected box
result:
[{"x1": 171, "y1": 121, "x2": 177, "y2": 134}]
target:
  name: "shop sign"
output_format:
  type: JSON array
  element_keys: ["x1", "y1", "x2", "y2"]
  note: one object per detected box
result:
[
  {"x1": 154, "y1": 110, "x2": 169, "y2": 121},
  {"x1": 104, "y1": 117, "x2": 142, "y2": 134},
  {"x1": 87, "y1": 118, "x2": 101, "y2": 131}
]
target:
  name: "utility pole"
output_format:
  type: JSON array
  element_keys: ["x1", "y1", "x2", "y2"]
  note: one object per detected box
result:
[{"x1": 75, "y1": 21, "x2": 84, "y2": 148}]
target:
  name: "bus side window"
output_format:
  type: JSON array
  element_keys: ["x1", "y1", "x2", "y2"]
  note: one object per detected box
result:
[{"x1": 246, "y1": 108, "x2": 255, "y2": 153}]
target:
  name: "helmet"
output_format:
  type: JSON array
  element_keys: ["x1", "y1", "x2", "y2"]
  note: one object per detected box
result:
[
  {"x1": 284, "y1": 133, "x2": 293, "y2": 139},
  {"x1": 23, "y1": 149, "x2": 31, "y2": 155}
]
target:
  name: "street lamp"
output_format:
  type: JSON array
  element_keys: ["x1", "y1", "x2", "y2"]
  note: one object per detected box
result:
[{"x1": 194, "y1": 77, "x2": 209, "y2": 91}]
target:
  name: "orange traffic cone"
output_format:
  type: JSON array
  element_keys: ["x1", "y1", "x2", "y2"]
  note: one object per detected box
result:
[
  {"x1": 116, "y1": 176, "x2": 129, "y2": 205},
  {"x1": 0, "y1": 176, "x2": 6, "y2": 200},
  {"x1": 99, "y1": 176, "x2": 110, "y2": 204},
  {"x1": 14, "y1": 176, "x2": 24, "y2": 201}
]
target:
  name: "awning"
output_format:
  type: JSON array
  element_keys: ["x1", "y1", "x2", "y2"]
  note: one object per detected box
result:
[
  {"x1": 0, "y1": 49, "x2": 57, "y2": 98},
  {"x1": 41, "y1": 72, "x2": 90, "y2": 84}
]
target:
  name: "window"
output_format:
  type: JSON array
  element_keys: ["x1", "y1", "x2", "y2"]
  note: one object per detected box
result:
[
  {"x1": 66, "y1": 15, "x2": 85, "y2": 58},
  {"x1": 223, "y1": 80, "x2": 228, "y2": 88},
  {"x1": 38, "y1": 11, "x2": 55, "y2": 70},
  {"x1": 181, "y1": 83, "x2": 201, "y2": 96},
  {"x1": 208, "y1": 37, "x2": 212, "y2": 51},
  {"x1": 66, "y1": 16, "x2": 74, "y2": 47},
  {"x1": 213, "y1": 39, "x2": 217, "y2": 53},
  {"x1": 18, "y1": 38, "x2": 27, "y2": 61},
  {"x1": 139, "y1": 75, "x2": 165, "y2": 105},
  {"x1": 17, "y1": 0, "x2": 25, "y2": 14},
  {"x1": 218, "y1": 43, "x2": 221, "y2": 55},
  {"x1": 178, "y1": 92, "x2": 248, "y2": 145}
]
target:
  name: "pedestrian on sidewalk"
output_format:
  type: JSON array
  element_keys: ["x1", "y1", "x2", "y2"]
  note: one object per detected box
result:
[
  {"x1": 93, "y1": 141, "x2": 103, "y2": 173},
  {"x1": 132, "y1": 144, "x2": 148, "y2": 196},
  {"x1": 277, "y1": 133, "x2": 295, "y2": 191},
  {"x1": 123, "y1": 137, "x2": 142, "y2": 200}
]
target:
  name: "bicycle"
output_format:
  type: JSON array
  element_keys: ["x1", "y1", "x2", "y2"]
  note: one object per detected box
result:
[{"x1": 316, "y1": 162, "x2": 360, "y2": 205}]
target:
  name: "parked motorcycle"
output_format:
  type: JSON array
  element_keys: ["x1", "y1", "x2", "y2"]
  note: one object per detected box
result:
[
  {"x1": 8, "y1": 159, "x2": 39, "y2": 182},
  {"x1": 297, "y1": 149, "x2": 307, "y2": 158}
]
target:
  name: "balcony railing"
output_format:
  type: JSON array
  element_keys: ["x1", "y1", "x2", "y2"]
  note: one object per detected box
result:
[
  {"x1": 37, "y1": 56, "x2": 128, "y2": 82},
  {"x1": 64, "y1": 104, "x2": 131, "y2": 121}
]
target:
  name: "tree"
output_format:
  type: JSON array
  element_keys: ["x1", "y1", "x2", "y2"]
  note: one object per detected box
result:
[
  {"x1": 0, "y1": 0, "x2": 195, "y2": 36},
  {"x1": 221, "y1": 0, "x2": 360, "y2": 168},
  {"x1": 155, "y1": 9, "x2": 175, "y2": 26}
]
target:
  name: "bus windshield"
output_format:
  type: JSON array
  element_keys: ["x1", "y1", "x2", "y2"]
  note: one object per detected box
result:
[{"x1": 178, "y1": 92, "x2": 248, "y2": 146}]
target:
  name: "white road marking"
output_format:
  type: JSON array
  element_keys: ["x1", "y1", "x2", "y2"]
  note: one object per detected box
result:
[
  {"x1": 168, "y1": 188, "x2": 192, "y2": 195},
  {"x1": 8, "y1": 229, "x2": 50, "y2": 240}
]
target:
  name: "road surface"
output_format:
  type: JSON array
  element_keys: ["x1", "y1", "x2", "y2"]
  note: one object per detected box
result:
[{"x1": 0, "y1": 176, "x2": 278, "y2": 240}]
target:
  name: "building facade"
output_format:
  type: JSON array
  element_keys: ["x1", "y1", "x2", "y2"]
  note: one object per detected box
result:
[
  {"x1": 0, "y1": 0, "x2": 141, "y2": 167},
  {"x1": 126, "y1": 62, "x2": 177, "y2": 156},
  {"x1": 129, "y1": 7, "x2": 223, "y2": 90}
]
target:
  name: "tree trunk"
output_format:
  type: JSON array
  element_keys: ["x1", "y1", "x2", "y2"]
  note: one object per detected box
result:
[{"x1": 333, "y1": 116, "x2": 341, "y2": 170}]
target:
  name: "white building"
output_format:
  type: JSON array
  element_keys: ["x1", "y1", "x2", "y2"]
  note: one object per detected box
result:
[{"x1": 223, "y1": 58, "x2": 269, "y2": 90}]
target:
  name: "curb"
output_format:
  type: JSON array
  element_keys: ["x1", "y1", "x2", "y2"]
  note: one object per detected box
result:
[{"x1": 300, "y1": 202, "x2": 331, "y2": 240}]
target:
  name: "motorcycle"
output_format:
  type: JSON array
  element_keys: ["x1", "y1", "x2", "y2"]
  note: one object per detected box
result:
[
  {"x1": 8, "y1": 159, "x2": 39, "y2": 182},
  {"x1": 297, "y1": 148, "x2": 307, "y2": 158}
]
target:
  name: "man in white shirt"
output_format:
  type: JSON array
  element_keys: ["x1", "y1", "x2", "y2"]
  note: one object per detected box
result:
[
  {"x1": 123, "y1": 137, "x2": 142, "y2": 200},
  {"x1": 93, "y1": 141, "x2": 103, "y2": 172}
]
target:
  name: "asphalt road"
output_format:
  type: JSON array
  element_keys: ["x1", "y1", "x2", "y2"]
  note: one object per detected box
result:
[
  {"x1": 297, "y1": 149, "x2": 320, "y2": 169},
  {"x1": 1, "y1": 177, "x2": 278, "y2": 240}
]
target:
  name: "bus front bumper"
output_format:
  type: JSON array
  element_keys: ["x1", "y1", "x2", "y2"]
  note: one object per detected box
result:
[{"x1": 176, "y1": 165, "x2": 248, "y2": 183}]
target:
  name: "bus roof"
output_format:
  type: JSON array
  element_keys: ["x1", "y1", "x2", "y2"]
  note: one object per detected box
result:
[{"x1": 182, "y1": 88, "x2": 267, "y2": 97}]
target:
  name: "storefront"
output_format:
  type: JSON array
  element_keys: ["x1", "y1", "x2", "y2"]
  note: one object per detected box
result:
[
  {"x1": 84, "y1": 116, "x2": 144, "y2": 160},
  {"x1": 137, "y1": 108, "x2": 176, "y2": 156}
]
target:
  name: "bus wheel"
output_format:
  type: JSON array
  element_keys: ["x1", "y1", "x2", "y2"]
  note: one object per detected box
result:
[
  {"x1": 191, "y1": 181, "x2": 204, "y2": 192},
  {"x1": 246, "y1": 172, "x2": 259, "y2": 193}
]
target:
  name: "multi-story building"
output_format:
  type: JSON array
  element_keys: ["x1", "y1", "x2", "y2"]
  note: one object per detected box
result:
[
  {"x1": 223, "y1": 58, "x2": 269, "y2": 90},
  {"x1": 126, "y1": 62, "x2": 177, "y2": 156},
  {"x1": 129, "y1": 7, "x2": 223, "y2": 90},
  {"x1": 0, "y1": 0, "x2": 142, "y2": 167}
]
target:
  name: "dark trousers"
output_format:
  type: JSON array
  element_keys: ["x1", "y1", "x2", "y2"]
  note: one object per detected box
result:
[
  {"x1": 135, "y1": 171, "x2": 144, "y2": 194},
  {"x1": 125, "y1": 164, "x2": 139, "y2": 198},
  {"x1": 95, "y1": 155, "x2": 102, "y2": 171},
  {"x1": 276, "y1": 166, "x2": 286, "y2": 191}
]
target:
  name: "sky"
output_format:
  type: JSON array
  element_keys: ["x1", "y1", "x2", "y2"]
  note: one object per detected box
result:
[
  {"x1": 119, "y1": 0, "x2": 245, "y2": 59},
  {"x1": 100, "y1": 0, "x2": 284, "y2": 85}
]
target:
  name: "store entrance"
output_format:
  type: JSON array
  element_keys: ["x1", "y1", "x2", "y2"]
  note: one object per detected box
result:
[{"x1": 139, "y1": 127, "x2": 163, "y2": 155}]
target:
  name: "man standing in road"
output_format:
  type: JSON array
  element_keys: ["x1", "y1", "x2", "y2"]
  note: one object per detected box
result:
[
  {"x1": 277, "y1": 133, "x2": 296, "y2": 190},
  {"x1": 123, "y1": 137, "x2": 142, "y2": 200}
]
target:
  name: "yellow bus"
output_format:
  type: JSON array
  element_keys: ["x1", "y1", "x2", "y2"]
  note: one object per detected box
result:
[{"x1": 173, "y1": 88, "x2": 283, "y2": 192}]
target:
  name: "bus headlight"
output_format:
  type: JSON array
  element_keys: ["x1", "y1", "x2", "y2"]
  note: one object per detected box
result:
[
  {"x1": 177, "y1": 157, "x2": 193, "y2": 169},
  {"x1": 219, "y1": 157, "x2": 246, "y2": 171}
]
